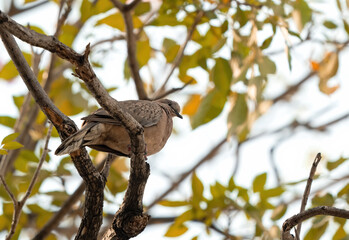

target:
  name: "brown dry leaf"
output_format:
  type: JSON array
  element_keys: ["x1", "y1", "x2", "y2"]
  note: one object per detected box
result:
[{"x1": 318, "y1": 51, "x2": 339, "y2": 95}]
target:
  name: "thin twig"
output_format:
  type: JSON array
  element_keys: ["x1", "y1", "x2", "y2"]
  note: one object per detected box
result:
[
  {"x1": 154, "y1": 10, "x2": 204, "y2": 98},
  {"x1": 8, "y1": 0, "x2": 49, "y2": 16},
  {"x1": 232, "y1": 142, "x2": 241, "y2": 177},
  {"x1": 272, "y1": 71, "x2": 316, "y2": 104},
  {"x1": 0, "y1": 176, "x2": 17, "y2": 205},
  {"x1": 54, "y1": 0, "x2": 73, "y2": 37},
  {"x1": 295, "y1": 153, "x2": 322, "y2": 239},
  {"x1": 153, "y1": 80, "x2": 194, "y2": 100},
  {"x1": 4, "y1": 124, "x2": 52, "y2": 240},
  {"x1": 146, "y1": 138, "x2": 226, "y2": 211},
  {"x1": 22, "y1": 124, "x2": 53, "y2": 204}
]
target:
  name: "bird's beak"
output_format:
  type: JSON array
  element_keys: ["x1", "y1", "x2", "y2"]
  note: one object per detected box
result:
[{"x1": 174, "y1": 110, "x2": 183, "y2": 119}]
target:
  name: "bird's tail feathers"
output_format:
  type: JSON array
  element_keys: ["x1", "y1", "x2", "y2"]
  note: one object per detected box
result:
[{"x1": 55, "y1": 127, "x2": 89, "y2": 155}]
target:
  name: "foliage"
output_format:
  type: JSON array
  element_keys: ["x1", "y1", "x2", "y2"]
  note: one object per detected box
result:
[{"x1": 1, "y1": 0, "x2": 349, "y2": 239}]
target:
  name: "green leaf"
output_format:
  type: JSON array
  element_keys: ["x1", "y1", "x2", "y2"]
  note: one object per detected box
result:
[
  {"x1": 327, "y1": 157, "x2": 348, "y2": 171},
  {"x1": 260, "y1": 186, "x2": 285, "y2": 199},
  {"x1": 2, "y1": 133, "x2": 19, "y2": 145},
  {"x1": 333, "y1": 225, "x2": 346, "y2": 240},
  {"x1": 304, "y1": 220, "x2": 328, "y2": 240},
  {"x1": 228, "y1": 175, "x2": 235, "y2": 191},
  {"x1": 0, "y1": 116, "x2": 16, "y2": 128},
  {"x1": 96, "y1": 12, "x2": 125, "y2": 31},
  {"x1": 323, "y1": 20, "x2": 337, "y2": 29},
  {"x1": 3, "y1": 141, "x2": 23, "y2": 150},
  {"x1": 227, "y1": 93, "x2": 248, "y2": 137},
  {"x1": 271, "y1": 204, "x2": 287, "y2": 221},
  {"x1": 162, "y1": 38, "x2": 180, "y2": 63},
  {"x1": 261, "y1": 36, "x2": 273, "y2": 50},
  {"x1": 0, "y1": 52, "x2": 32, "y2": 81},
  {"x1": 252, "y1": 172, "x2": 267, "y2": 193},
  {"x1": 191, "y1": 89, "x2": 226, "y2": 129},
  {"x1": 344, "y1": 20, "x2": 349, "y2": 35},
  {"x1": 136, "y1": 38, "x2": 151, "y2": 67},
  {"x1": 158, "y1": 200, "x2": 190, "y2": 207},
  {"x1": 123, "y1": 58, "x2": 131, "y2": 80},
  {"x1": 210, "y1": 181, "x2": 226, "y2": 199},
  {"x1": 288, "y1": 30, "x2": 302, "y2": 40},
  {"x1": 96, "y1": 12, "x2": 142, "y2": 31},
  {"x1": 338, "y1": 183, "x2": 349, "y2": 198},
  {"x1": 0, "y1": 149, "x2": 8, "y2": 155},
  {"x1": 164, "y1": 223, "x2": 188, "y2": 237},
  {"x1": 210, "y1": 58, "x2": 232, "y2": 94},
  {"x1": 80, "y1": 0, "x2": 113, "y2": 23},
  {"x1": 28, "y1": 25, "x2": 46, "y2": 35},
  {"x1": 312, "y1": 193, "x2": 334, "y2": 207},
  {"x1": 13, "y1": 95, "x2": 25, "y2": 110},
  {"x1": 258, "y1": 56, "x2": 276, "y2": 76},
  {"x1": 192, "y1": 172, "x2": 204, "y2": 209},
  {"x1": 134, "y1": 2, "x2": 151, "y2": 15},
  {"x1": 59, "y1": 24, "x2": 79, "y2": 47}
]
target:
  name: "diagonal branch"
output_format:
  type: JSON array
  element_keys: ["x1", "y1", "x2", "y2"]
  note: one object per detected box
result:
[
  {"x1": 147, "y1": 138, "x2": 226, "y2": 211},
  {"x1": 1, "y1": 124, "x2": 52, "y2": 240},
  {"x1": 154, "y1": 10, "x2": 204, "y2": 98}
]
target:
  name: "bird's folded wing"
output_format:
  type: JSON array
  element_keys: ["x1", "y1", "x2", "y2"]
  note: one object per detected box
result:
[{"x1": 81, "y1": 101, "x2": 164, "y2": 127}]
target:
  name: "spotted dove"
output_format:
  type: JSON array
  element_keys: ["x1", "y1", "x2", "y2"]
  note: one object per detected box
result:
[{"x1": 55, "y1": 99, "x2": 182, "y2": 157}]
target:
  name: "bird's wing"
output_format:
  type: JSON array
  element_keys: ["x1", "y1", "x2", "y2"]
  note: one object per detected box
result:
[{"x1": 81, "y1": 101, "x2": 163, "y2": 127}]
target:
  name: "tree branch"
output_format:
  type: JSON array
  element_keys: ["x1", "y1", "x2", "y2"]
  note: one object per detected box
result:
[
  {"x1": 154, "y1": 10, "x2": 204, "y2": 98},
  {"x1": 0, "y1": 10, "x2": 150, "y2": 239},
  {"x1": 111, "y1": 0, "x2": 148, "y2": 100},
  {"x1": 0, "y1": 28, "x2": 105, "y2": 239},
  {"x1": 33, "y1": 155, "x2": 114, "y2": 240},
  {"x1": 282, "y1": 206, "x2": 349, "y2": 240},
  {"x1": 1, "y1": 123, "x2": 52, "y2": 240},
  {"x1": 295, "y1": 153, "x2": 322, "y2": 239},
  {"x1": 146, "y1": 138, "x2": 226, "y2": 210},
  {"x1": 272, "y1": 71, "x2": 316, "y2": 104},
  {"x1": 7, "y1": 0, "x2": 50, "y2": 16}
]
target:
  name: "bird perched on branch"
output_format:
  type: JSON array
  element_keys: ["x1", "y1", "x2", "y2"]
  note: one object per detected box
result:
[{"x1": 55, "y1": 99, "x2": 182, "y2": 157}]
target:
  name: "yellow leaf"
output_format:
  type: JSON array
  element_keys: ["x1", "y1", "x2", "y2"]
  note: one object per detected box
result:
[
  {"x1": 164, "y1": 223, "x2": 188, "y2": 237},
  {"x1": 182, "y1": 94, "x2": 201, "y2": 116}
]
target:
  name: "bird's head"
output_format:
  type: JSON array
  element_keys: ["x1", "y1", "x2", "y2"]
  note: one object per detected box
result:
[{"x1": 157, "y1": 99, "x2": 183, "y2": 119}]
